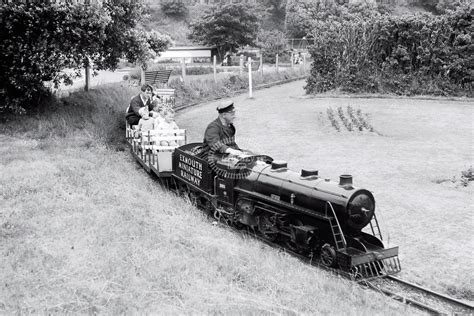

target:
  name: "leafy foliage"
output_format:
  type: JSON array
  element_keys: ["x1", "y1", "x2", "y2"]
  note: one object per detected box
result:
[
  {"x1": 260, "y1": 0, "x2": 287, "y2": 30},
  {"x1": 188, "y1": 3, "x2": 260, "y2": 59},
  {"x1": 160, "y1": 0, "x2": 188, "y2": 18},
  {"x1": 0, "y1": 1, "x2": 172, "y2": 114},
  {"x1": 305, "y1": 6, "x2": 474, "y2": 96},
  {"x1": 407, "y1": 0, "x2": 470, "y2": 14},
  {"x1": 256, "y1": 29, "x2": 288, "y2": 63},
  {"x1": 285, "y1": 0, "x2": 379, "y2": 38}
]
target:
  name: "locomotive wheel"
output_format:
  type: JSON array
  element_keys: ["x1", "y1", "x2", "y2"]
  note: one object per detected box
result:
[
  {"x1": 258, "y1": 214, "x2": 278, "y2": 242},
  {"x1": 283, "y1": 218, "x2": 304, "y2": 253},
  {"x1": 320, "y1": 244, "x2": 337, "y2": 268}
]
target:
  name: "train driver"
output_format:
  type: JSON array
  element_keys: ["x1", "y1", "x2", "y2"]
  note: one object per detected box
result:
[{"x1": 199, "y1": 100, "x2": 243, "y2": 159}]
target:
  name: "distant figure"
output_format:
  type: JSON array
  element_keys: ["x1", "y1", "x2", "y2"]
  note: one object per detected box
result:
[
  {"x1": 295, "y1": 52, "x2": 303, "y2": 64},
  {"x1": 222, "y1": 52, "x2": 232, "y2": 66}
]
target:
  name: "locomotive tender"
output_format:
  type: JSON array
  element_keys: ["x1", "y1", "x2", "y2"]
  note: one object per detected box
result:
[{"x1": 126, "y1": 126, "x2": 401, "y2": 279}]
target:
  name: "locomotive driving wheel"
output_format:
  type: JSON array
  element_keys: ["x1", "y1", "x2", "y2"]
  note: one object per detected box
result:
[
  {"x1": 283, "y1": 218, "x2": 304, "y2": 253},
  {"x1": 320, "y1": 244, "x2": 337, "y2": 268},
  {"x1": 258, "y1": 214, "x2": 278, "y2": 242}
]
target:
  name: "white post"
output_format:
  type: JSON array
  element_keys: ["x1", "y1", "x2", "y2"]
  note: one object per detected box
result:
[
  {"x1": 140, "y1": 66, "x2": 145, "y2": 85},
  {"x1": 259, "y1": 55, "x2": 263, "y2": 77},
  {"x1": 213, "y1": 55, "x2": 217, "y2": 83},
  {"x1": 239, "y1": 55, "x2": 244, "y2": 75},
  {"x1": 248, "y1": 57, "x2": 253, "y2": 98},
  {"x1": 291, "y1": 51, "x2": 294, "y2": 68},
  {"x1": 276, "y1": 53, "x2": 279, "y2": 73},
  {"x1": 181, "y1": 57, "x2": 186, "y2": 82}
]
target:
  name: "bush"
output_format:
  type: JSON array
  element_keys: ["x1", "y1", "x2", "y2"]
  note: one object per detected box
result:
[
  {"x1": 0, "y1": 2, "x2": 171, "y2": 114},
  {"x1": 160, "y1": 0, "x2": 188, "y2": 18},
  {"x1": 256, "y1": 29, "x2": 288, "y2": 63},
  {"x1": 305, "y1": 7, "x2": 473, "y2": 96}
]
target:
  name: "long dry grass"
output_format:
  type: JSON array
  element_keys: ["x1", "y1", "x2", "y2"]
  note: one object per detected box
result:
[{"x1": 0, "y1": 135, "x2": 413, "y2": 314}]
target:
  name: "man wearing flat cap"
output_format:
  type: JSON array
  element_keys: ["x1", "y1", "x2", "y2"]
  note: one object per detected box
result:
[{"x1": 200, "y1": 100, "x2": 243, "y2": 159}]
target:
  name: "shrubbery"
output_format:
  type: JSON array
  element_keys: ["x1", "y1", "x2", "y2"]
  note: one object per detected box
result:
[
  {"x1": 160, "y1": 0, "x2": 188, "y2": 18},
  {"x1": 0, "y1": 2, "x2": 171, "y2": 114},
  {"x1": 305, "y1": 7, "x2": 473, "y2": 96}
]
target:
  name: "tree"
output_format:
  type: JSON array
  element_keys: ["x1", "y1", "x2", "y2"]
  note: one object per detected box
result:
[
  {"x1": 285, "y1": 0, "x2": 379, "y2": 38},
  {"x1": 160, "y1": 0, "x2": 188, "y2": 18},
  {"x1": 188, "y1": 3, "x2": 260, "y2": 59},
  {"x1": 256, "y1": 29, "x2": 288, "y2": 63},
  {"x1": 260, "y1": 0, "x2": 287, "y2": 30},
  {"x1": 0, "y1": 1, "x2": 172, "y2": 114}
]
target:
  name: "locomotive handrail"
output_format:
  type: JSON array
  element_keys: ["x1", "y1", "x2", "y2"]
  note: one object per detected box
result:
[{"x1": 325, "y1": 201, "x2": 347, "y2": 249}]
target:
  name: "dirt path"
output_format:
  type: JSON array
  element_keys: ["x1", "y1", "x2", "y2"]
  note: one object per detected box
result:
[{"x1": 176, "y1": 80, "x2": 474, "y2": 299}]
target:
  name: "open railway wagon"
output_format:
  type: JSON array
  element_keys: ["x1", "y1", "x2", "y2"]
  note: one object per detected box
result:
[{"x1": 125, "y1": 127, "x2": 401, "y2": 280}]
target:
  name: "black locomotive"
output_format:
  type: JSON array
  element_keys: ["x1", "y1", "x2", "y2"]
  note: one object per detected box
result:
[{"x1": 126, "y1": 127, "x2": 401, "y2": 279}]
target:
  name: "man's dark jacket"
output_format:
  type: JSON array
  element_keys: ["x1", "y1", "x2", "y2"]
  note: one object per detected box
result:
[
  {"x1": 199, "y1": 118, "x2": 240, "y2": 158},
  {"x1": 126, "y1": 95, "x2": 153, "y2": 125}
]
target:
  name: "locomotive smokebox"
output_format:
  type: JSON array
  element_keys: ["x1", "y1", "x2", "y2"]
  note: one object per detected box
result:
[{"x1": 339, "y1": 174, "x2": 353, "y2": 186}]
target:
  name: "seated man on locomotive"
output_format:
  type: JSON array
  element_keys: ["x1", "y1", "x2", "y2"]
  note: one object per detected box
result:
[
  {"x1": 125, "y1": 84, "x2": 160, "y2": 127},
  {"x1": 197, "y1": 100, "x2": 244, "y2": 160}
]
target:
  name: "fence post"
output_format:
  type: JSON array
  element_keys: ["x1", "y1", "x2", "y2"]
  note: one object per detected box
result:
[
  {"x1": 140, "y1": 66, "x2": 145, "y2": 85},
  {"x1": 239, "y1": 55, "x2": 244, "y2": 75},
  {"x1": 259, "y1": 54, "x2": 263, "y2": 77},
  {"x1": 248, "y1": 57, "x2": 253, "y2": 98},
  {"x1": 303, "y1": 53, "x2": 307, "y2": 71},
  {"x1": 291, "y1": 51, "x2": 294, "y2": 68},
  {"x1": 276, "y1": 53, "x2": 279, "y2": 73},
  {"x1": 181, "y1": 57, "x2": 186, "y2": 82},
  {"x1": 213, "y1": 55, "x2": 217, "y2": 83},
  {"x1": 84, "y1": 57, "x2": 90, "y2": 91}
]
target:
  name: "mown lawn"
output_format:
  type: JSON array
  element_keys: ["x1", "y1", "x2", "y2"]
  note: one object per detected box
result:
[{"x1": 178, "y1": 80, "x2": 474, "y2": 301}]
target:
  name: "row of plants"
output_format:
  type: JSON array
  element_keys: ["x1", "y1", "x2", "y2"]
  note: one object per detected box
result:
[
  {"x1": 305, "y1": 7, "x2": 473, "y2": 96},
  {"x1": 326, "y1": 106, "x2": 376, "y2": 133}
]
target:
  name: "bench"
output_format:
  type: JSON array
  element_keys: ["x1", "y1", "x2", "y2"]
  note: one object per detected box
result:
[{"x1": 144, "y1": 69, "x2": 172, "y2": 87}]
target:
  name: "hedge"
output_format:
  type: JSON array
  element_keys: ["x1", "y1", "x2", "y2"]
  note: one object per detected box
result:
[{"x1": 305, "y1": 7, "x2": 473, "y2": 96}]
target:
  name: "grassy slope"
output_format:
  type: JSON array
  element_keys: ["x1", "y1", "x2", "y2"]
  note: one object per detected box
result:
[{"x1": 0, "y1": 82, "x2": 417, "y2": 314}]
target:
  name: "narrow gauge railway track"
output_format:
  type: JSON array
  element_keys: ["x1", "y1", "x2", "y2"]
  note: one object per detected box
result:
[
  {"x1": 221, "y1": 223, "x2": 474, "y2": 315},
  {"x1": 363, "y1": 276, "x2": 474, "y2": 315}
]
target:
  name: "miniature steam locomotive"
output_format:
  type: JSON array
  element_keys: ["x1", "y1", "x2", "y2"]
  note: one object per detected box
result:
[{"x1": 126, "y1": 127, "x2": 401, "y2": 279}]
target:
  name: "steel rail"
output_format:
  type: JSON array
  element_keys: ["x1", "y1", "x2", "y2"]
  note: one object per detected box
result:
[
  {"x1": 387, "y1": 276, "x2": 474, "y2": 311},
  {"x1": 233, "y1": 226, "x2": 473, "y2": 314},
  {"x1": 363, "y1": 281, "x2": 444, "y2": 314}
]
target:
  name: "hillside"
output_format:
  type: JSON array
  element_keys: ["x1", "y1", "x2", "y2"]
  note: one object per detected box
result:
[{"x1": 143, "y1": 1, "x2": 440, "y2": 45}]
